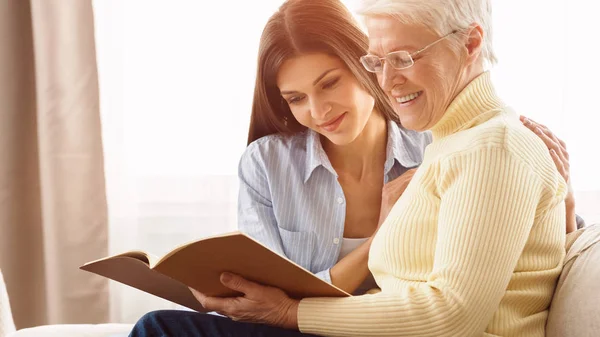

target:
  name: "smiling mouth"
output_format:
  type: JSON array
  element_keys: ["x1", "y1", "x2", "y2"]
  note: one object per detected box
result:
[
  {"x1": 318, "y1": 112, "x2": 346, "y2": 131},
  {"x1": 396, "y1": 91, "x2": 422, "y2": 104}
]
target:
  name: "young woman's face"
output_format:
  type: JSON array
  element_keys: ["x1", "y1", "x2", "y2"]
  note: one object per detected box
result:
[{"x1": 277, "y1": 53, "x2": 376, "y2": 145}]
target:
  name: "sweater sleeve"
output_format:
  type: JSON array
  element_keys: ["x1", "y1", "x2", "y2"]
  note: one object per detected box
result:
[{"x1": 298, "y1": 146, "x2": 550, "y2": 337}]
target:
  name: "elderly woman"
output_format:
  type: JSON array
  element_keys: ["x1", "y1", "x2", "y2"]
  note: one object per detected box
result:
[{"x1": 129, "y1": 0, "x2": 568, "y2": 336}]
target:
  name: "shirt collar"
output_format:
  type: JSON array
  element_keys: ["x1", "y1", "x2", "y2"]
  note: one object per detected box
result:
[
  {"x1": 385, "y1": 121, "x2": 424, "y2": 173},
  {"x1": 304, "y1": 130, "x2": 337, "y2": 183}
]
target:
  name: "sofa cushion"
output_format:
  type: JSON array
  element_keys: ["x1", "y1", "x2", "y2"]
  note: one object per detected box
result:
[
  {"x1": 546, "y1": 224, "x2": 600, "y2": 337},
  {"x1": 7, "y1": 324, "x2": 133, "y2": 337}
]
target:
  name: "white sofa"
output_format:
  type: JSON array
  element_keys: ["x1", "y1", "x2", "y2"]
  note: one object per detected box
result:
[
  {"x1": 0, "y1": 274, "x2": 133, "y2": 337},
  {"x1": 6, "y1": 324, "x2": 132, "y2": 337},
  {"x1": 3, "y1": 224, "x2": 600, "y2": 337},
  {"x1": 1, "y1": 270, "x2": 16, "y2": 337}
]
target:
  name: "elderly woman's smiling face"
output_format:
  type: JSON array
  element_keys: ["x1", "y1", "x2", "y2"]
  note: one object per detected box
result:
[{"x1": 364, "y1": 16, "x2": 474, "y2": 131}]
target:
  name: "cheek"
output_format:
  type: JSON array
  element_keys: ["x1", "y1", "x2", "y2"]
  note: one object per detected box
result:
[
  {"x1": 348, "y1": 86, "x2": 375, "y2": 116},
  {"x1": 418, "y1": 62, "x2": 453, "y2": 108},
  {"x1": 289, "y1": 106, "x2": 311, "y2": 126}
]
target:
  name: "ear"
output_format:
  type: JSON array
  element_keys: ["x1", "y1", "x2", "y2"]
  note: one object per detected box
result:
[{"x1": 464, "y1": 23, "x2": 484, "y2": 65}]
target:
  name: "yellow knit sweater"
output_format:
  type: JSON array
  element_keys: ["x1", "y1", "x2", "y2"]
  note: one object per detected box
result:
[{"x1": 298, "y1": 72, "x2": 567, "y2": 337}]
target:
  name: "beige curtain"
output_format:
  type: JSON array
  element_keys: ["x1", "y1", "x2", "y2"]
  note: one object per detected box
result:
[{"x1": 0, "y1": 0, "x2": 109, "y2": 329}]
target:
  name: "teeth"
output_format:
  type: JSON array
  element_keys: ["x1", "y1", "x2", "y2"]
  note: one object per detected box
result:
[{"x1": 396, "y1": 92, "x2": 421, "y2": 103}]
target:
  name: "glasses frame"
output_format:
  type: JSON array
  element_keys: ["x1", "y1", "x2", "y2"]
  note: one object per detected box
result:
[{"x1": 360, "y1": 30, "x2": 459, "y2": 73}]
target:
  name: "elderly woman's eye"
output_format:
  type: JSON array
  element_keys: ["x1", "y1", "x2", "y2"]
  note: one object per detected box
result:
[
  {"x1": 389, "y1": 52, "x2": 413, "y2": 68},
  {"x1": 361, "y1": 56, "x2": 382, "y2": 71}
]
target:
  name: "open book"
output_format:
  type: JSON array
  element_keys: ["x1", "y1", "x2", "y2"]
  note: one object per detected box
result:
[{"x1": 80, "y1": 231, "x2": 350, "y2": 312}]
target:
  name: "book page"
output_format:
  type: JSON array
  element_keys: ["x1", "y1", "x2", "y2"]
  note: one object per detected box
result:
[
  {"x1": 81, "y1": 255, "x2": 207, "y2": 312},
  {"x1": 153, "y1": 232, "x2": 350, "y2": 299},
  {"x1": 82, "y1": 250, "x2": 152, "y2": 267},
  {"x1": 81, "y1": 231, "x2": 348, "y2": 311},
  {"x1": 155, "y1": 231, "x2": 243, "y2": 266}
]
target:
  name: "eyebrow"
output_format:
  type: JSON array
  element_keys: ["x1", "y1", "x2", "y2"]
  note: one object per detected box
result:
[{"x1": 280, "y1": 68, "x2": 339, "y2": 95}]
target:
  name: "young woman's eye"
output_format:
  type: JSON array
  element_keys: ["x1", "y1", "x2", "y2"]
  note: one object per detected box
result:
[
  {"x1": 322, "y1": 77, "x2": 340, "y2": 89},
  {"x1": 288, "y1": 96, "x2": 305, "y2": 105}
]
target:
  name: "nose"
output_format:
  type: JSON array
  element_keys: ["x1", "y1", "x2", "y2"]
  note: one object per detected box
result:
[
  {"x1": 379, "y1": 61, "x2": 405, "y2": 92},
  {"x1": 309, "y1": 96, "x2": 332, "y2": 120}
]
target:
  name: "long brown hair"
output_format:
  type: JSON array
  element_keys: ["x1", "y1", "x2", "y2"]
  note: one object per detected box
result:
[{"x1": 247, "y1": 0, "x2": 400, "y2": 145}]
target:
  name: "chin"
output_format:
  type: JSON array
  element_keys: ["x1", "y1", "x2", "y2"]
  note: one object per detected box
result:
[{"x1": 396, "y1": 116, "x2": 420, "y2": 131}]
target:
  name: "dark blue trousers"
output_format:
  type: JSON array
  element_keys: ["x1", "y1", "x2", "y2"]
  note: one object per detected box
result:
[{"x1": 128, "y1": 310, "x2": 319, "y2": 337}]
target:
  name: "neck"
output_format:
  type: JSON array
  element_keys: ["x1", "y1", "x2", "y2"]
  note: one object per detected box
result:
[
  {"x1": 322, "y1": 112, "x2": 388, "y2": 181},
  {"x1": 430, "y1": 71, "x2": 503, "y2": 139}
]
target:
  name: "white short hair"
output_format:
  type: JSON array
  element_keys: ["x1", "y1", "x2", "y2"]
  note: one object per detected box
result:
[{"x1": 356, "y1": 0, "x2": 497, "y2": 66}]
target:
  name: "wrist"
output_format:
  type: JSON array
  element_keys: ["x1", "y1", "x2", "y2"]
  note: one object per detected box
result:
[
  {"x1": 283, "y1": 299, "x2": 299, "y2": 330},
  {"x1": 565, "y1": 198, "x2": 575, "y2": 210},
  {"x1": 565, "y1": 197, "x2": 576, "y2": 216}
]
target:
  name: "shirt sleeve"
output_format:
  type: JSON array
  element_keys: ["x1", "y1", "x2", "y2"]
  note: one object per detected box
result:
[
  {"x1": 298, "y1": 146, "x2": 562, "y2": 336},
  {"x1": 237, "y1": 146, "x2": 287, "y2": 257},
  {"x1": 237, "y1": 145, "x2": 334, "y2": 284},
  {"x1": 314, "y1": 269, "x2": 332, "y2": 284}
]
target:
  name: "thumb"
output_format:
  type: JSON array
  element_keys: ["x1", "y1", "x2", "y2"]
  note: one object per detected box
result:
[{"x1": 220, "y1": 272, "x2": 256, "y2": 294}]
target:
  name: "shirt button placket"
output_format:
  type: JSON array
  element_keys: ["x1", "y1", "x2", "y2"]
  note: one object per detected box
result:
[{"x1": 334, "y1": 196, "x2": 344, "y2": 246}]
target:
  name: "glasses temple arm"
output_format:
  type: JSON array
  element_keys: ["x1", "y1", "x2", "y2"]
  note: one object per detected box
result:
[{"x1": 410, "y1": 30, "x2": 459, "y2": 57}]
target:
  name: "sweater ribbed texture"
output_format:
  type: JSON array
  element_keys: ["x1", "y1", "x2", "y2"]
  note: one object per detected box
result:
[{"x1": 298, "y1": 72, "x2": 567, "y2": 337}]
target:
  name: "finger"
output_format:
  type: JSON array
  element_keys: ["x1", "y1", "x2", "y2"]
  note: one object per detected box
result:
[
  {"x1": 383, "y1": 180, "x2": 408, "y2": 198},
  {"x1": 550, "y1": 149, "x2": 568, "y2": 182},
  {"x1": 521, "y1": 117, "x2": 548, "y2": 134},
  {"x1": 393, "y1": 169, "x2": 416, "y2": 184},
  {"x1": 536, "y1": 126, "x2": 570, "y2": 168},
  {"x1": 524, "y1": 120, "x2": 571, "y2": 167},
  {"x1": 558, "y1": 138, "x2": 567, "y2": 151},
  {"x1": 189, "y1": 287, "x2": 207, "y2": 304},
  {"x1": 551, "y1": 134, "x2": 568, "y2": 160},
  {"x1": 533, "y1": 127, "x2": 562, "y2": 155},
  {"x1": 520, "y1": 116, "x2": 536, "y2": 128},
  {"x1": 220, "y1": 273, "x2": 260, "y2": 296},
  {"x1": 546, "y1": 131, "x2": 568, "y2": 159},
  {"x1": 385, "y1": 175, "x2": 411, "y2": 190},
  {"x1": 536, "y1": 124, "x2": 568, "y2": 155},
  {"x1": 523, "y1": 118, "x2": 568, "y2": 153},
  {"x1": 554, "y1": 142, "x2": 569, "y2": 173},
  {"x1": 189, "y1": 287, "x2": 229, "y2": 312},
  {"x1": 526, "y1": 117, "x2": 546, "y2": 130}
]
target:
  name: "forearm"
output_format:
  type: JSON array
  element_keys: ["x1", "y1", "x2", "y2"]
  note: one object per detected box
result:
[
  {"x1": 329, "y1": 237, "x2": 373, "y2": 294},
  {"x1": 566, "y1": 199, "x2": 577, "y2": 233}
]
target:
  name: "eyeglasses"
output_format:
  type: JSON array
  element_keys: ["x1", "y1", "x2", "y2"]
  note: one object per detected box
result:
[{"x1": 360, "y1": 30, "x2": 458, "y2": 73}]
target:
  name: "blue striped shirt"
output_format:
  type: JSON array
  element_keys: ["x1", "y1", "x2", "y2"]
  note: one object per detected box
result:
[{"x1": 237, "y1": 121, "x2": 431, "y2": 284}]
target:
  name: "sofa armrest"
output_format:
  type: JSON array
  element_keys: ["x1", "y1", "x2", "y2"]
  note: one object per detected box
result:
[{"x1": 546, "y1": 224, "x2": 600, "y2": 337}]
